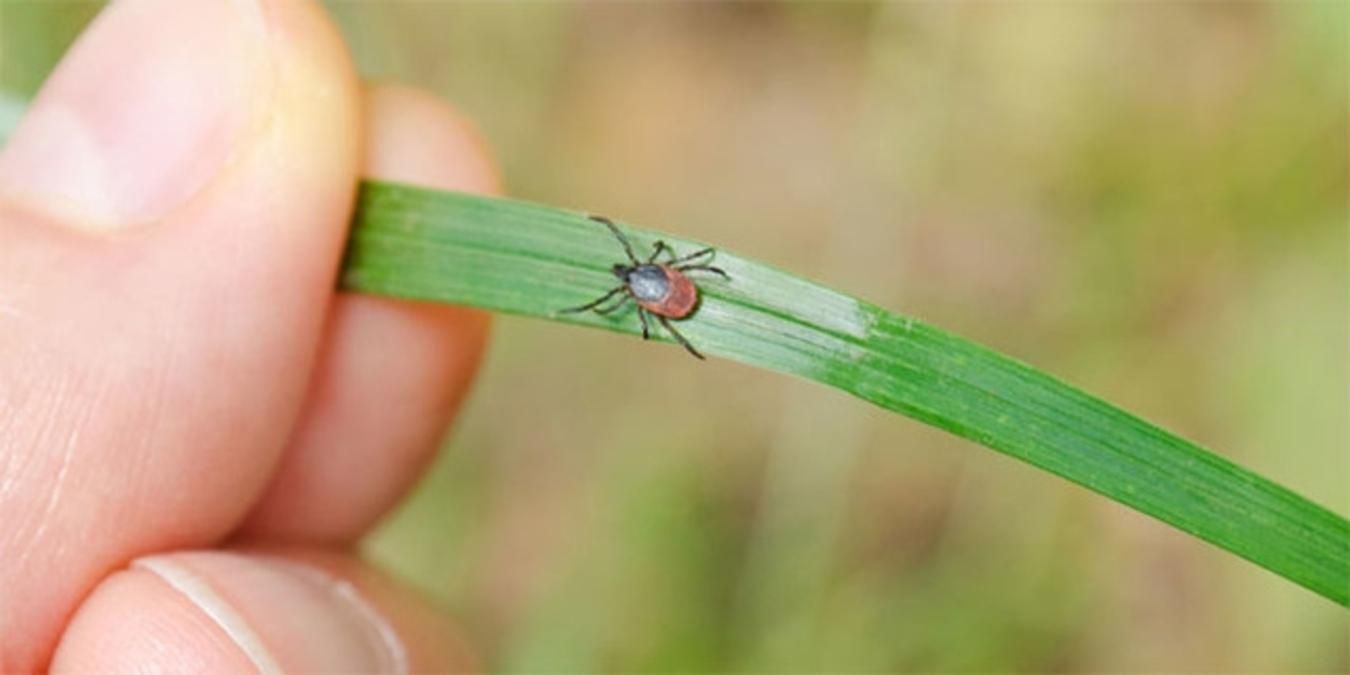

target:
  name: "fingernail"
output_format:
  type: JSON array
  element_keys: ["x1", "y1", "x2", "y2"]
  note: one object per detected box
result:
[
  {"x1": 134, "y1": 552, "x2": 407, "y2": 674},
  {"x1": 0, "y1": 0, "x2": 274, "y2": 232}
]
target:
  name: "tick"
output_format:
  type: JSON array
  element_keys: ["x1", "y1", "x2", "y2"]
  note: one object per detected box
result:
[{"x1": 561, "y1": 215, "x2": 729, "y2": 359}]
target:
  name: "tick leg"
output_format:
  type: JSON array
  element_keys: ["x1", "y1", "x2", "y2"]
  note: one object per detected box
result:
[
  {"x1": 672, "y1": 247, "x2": 715, "y2": 265},
  {"x1": 648, "y1": 241, "x2": 676, "y2": 264},
  {"x1": 589, "y1": 214, "x2": 640, "y2": 265},
  {"x1": 637, "y1": 308, "x2": 651, "y2": 340},
  {"x1": 595, "y1": 294, "x2": 631, "y2": 315},
  {"x1": 657, "y1": 315, "x2": 705, "y2": 360},
  {"x1": 678, "y1": 264, "x2": 731, "y2": 280},
  {"x1": 560, "y1": 285, "x2": 626, "y2": 314}
]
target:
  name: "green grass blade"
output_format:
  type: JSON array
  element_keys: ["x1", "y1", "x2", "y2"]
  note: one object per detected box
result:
[{"x1": 344, "y1": 180, "x2": 1349, "y2": 605}]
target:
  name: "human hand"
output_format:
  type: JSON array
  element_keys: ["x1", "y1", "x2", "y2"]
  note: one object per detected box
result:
[{"x1": 0, "y1": 1, "x2": 494, "y2": 670}]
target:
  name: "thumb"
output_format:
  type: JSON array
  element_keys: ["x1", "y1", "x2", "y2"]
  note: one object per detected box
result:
[
  {"x1": 1, "y1": 0, "x2": 320, "y2": 231},
  {"x1": 0, "y1": 0, "x2": 360, "y2": 669}
]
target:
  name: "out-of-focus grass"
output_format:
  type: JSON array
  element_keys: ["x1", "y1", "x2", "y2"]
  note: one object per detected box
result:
[{"x1": 5, "y1": 2, "x2": 1346, "y2": 671}]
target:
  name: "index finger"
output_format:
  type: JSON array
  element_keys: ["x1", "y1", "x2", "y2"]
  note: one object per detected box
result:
[{"x1": 237, "y1": 83, "x2": 498, "y2": 543}]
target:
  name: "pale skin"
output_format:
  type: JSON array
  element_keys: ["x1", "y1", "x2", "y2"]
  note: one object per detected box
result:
[{"x1": 0, "y1": 1, "x2": 492, "y2": 670}]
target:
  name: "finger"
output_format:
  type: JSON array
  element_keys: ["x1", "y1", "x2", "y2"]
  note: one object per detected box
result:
[
  {"x1": 50, "y1": 549, "x2": 476, "y2": 673},
  {"x1": 0, "y1": 0, "x2": 361, "y2": 668},
  {"x1": 238, "y1": 83, "x2": 498, "y2": 543}
]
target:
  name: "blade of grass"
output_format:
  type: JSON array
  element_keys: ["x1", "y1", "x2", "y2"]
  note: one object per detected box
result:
[{"x1": 344, "y1": 180, "x2": 1348, "y2": 605}]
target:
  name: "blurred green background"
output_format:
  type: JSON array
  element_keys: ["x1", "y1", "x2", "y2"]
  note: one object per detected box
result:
[{"x1": 3, "y1": 1, "x2": 1346, "y2": 671}]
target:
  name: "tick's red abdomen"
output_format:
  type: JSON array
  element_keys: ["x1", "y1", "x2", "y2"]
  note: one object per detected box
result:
[{"x1": 638, "y1": 265, "x2": 699, "y2": 318}]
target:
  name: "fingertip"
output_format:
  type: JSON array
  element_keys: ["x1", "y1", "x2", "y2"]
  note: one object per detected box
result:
[
  {"x1": 50, "y1": 567, "x2": 258, "y2": 673},
  {"x1": 241, "y1": 293, "x2": 490, "y2": 542},
  {"x1": 51, "y1": 551, "x2": 476, "y2": 673},
  {"x1": 362, "y1": 81, "x2": 501, "y2": 194},
  {"x1": 284, "y1": 549, "x2": 480, "y2": 672}
]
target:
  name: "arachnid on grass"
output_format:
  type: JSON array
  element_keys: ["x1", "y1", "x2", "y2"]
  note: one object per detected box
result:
[{"x1": 561, "y1": 215, "x2": 729, "y2": 359}]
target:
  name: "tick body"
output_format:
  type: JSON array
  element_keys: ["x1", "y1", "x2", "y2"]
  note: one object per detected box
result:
[
  {"x1": 626, "y1": 264, "x2": 697, "y2": 318},
  {"x1": 561, "y1": 215, "x2": 730, "y2": 359}
]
